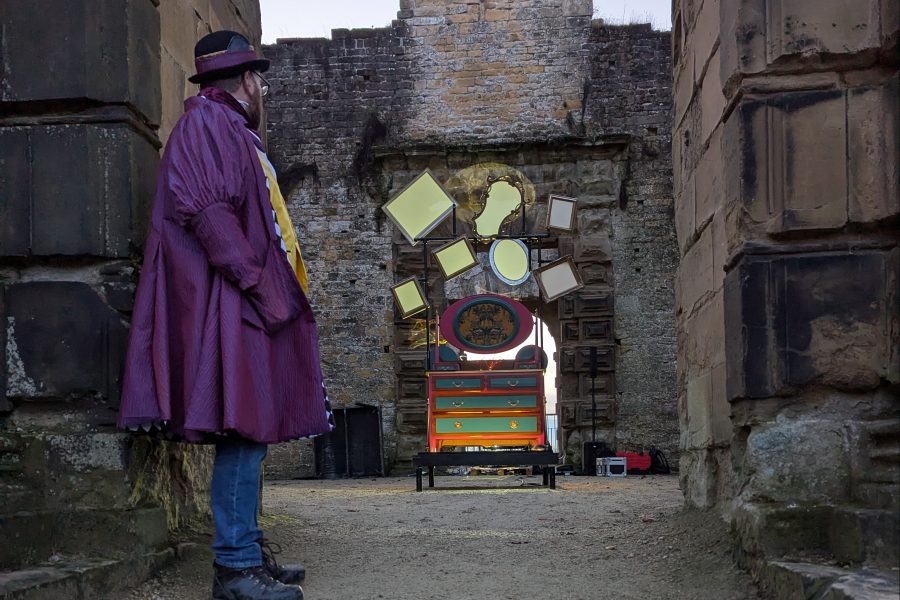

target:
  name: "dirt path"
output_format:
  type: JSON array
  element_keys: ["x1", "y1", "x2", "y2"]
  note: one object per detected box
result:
[{"x1": 111, "y1": 475, "x2": 758, "y2": 600}]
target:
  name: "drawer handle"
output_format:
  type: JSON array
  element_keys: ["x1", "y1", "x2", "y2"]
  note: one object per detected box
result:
[
  {"x1": 452, "y1": 400, "x2": 465, "y2": 407},
  {"x1": 452, "y1": 380, "x2": 464, "y2": 388},
  {"x1": 454, "y1": 421, "x2": 463, "y2": 429},
  {"x1": 509, "y1": 420, "x2": 519, "y2": 429},
  {"x1": 507, "y1": 379, "x2": 519, "y2": 387},
  {"x1": 507, "y1": 399, "x2": 520, "y2": 407}
]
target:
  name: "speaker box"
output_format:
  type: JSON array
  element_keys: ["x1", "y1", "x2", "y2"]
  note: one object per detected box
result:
[{"x1": 582, "y1": 441, "x2": 611, "y2": 475}]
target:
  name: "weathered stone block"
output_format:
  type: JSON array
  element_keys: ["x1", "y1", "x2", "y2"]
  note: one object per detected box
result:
[
  {"x1": 828, "y1": 507, "x2": 900, "y2": 567},
  {"x1": 734, "y1": 502, "x2": 834, "y2": 561},
  {"x1": 720, "y1": 0, "x2": 889, "y2": 79},
  {"x1": 562, "y1": 0, "x2": 592, "y2": 17},
  {"x1": 710, "y1": 209, "x2": 727, "y2": 292},
  {"x1": 557, "y1": 287, "x2": 614, "y2": 319},
  {"x1": 724, "y1": 83, "x2": 899, "y2": 240},
  {"x1": 681, "y1": 288, "x2": 725, "y2": 377},
  {"x1": 846, "y1": 79, "x2": 900, "y2": 224},
  {"x1": 559, "y1": 345, "x2": 615, "y2": 373},
  {"x1": 0, "y1": 506, "x2": 168, "y2": 570},
  {"x1": 159, "y1": 0, "x2": 200, "y2": 69},
  {"x1": 3, "y1": 282, "x2": 128, "y2": 402},
  {"x1": 683, "y1": 363, "x2": 730, "y2": 449},
  {"x1": 0, "y1": 129, "x2": 31, "y2": 256},
  {"x1": 744, "y1": 417, "x2": 856, "y2": 503},
  {"x1": 0, "y1": 123, "x2": 157, "y2": 257},
  {"x1": 575, "y1": 207, "x2": 610, "y2": 235},
  {"x1": 576, "y1": 262, "x2": 613, "y2": 286},
  {"x1": 678, "y1": 446, "x2": 732, "y2": 508},
  {"x1": 675, "y1": 169, "x2": 695, "y2": 255},
  {"x1": 160, "y1": 36, "x2": 190, "y2": 144},
  {"x1": 673, "y1": 51, "x2": 694, "y2": 128},
  {"x1": 0, "y1": 0, "x2": 161, "y2": 125},
  {"x1": 573, "y1": 231, "x2": 612, "y2": 262},
  {"x1": 739, "y1": 90, "x2": 848, "y2": 233},
  {"x1": 698, "y1": 48, "x2": 725, "y2": 145},
  {"x1": 724, "y1": 250, "x2": 899, "y2": 400},
  {"x1": 676, "y1": 222, "x2": 714, "y2": 316},
  {"x1": 692, "y1": 0, "x2": 719, "y2": 83}
]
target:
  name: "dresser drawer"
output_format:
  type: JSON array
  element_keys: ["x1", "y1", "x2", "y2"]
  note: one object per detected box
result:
[
  {"x1": 433, "y1": 394, "x2": 538, "y2": 410},
  {"x1": 486, "y1": 375, "x2": 539, "y2": 390},
  {"x1": 435, "y1": 416, "x2": 539, "y2": 434},
  {"x1": 431, "y1": 376, "x2": 483, "y2": 391}
]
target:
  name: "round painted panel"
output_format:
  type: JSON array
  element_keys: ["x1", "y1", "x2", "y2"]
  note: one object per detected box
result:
[{"x1": 440, "y1": 294, "x2": 534, "y2": 354}]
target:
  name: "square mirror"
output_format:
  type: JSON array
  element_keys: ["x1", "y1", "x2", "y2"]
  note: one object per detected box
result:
[
  {"x1": 546, "y1": 194, "x2": 577, "y2": 233},
  {"x1": 533, "y1": 255, "x2": 584, "y2": 301},
  {"x1": 391, "y1": 276, "x2": 428, "y2": 318},
  {"x1": 432, "y1": 236, "x2": 478, "y2": 280},
  {"x1": 382, "y1": 170, "x2": 457, "y2": 246}
]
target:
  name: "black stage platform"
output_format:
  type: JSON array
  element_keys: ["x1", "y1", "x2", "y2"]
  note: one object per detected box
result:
[{"x1": 412, "y1": 451, "x2": 559, "y2": 491}]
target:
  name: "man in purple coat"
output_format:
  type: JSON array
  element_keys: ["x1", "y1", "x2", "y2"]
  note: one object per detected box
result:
[{"x1": 118, "y1": 30, "x2": 334, "y2": 600}]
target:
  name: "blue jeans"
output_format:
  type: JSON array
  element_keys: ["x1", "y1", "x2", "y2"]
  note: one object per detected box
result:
[{"x1": 211, "y1": 438, "x2": 268, "y2": 568}]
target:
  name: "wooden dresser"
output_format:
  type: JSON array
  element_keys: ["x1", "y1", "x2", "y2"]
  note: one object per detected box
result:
[{"x1": 427, "y1": 369, "x2": 547, "y2": 452}]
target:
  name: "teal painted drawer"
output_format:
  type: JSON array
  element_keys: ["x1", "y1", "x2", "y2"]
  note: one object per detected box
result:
[
  {"x1": 487, "y1": 375, "x2": 539, "y2": 390},
  {"x1": 433, "y1": 377, "x2": 482, "y2": 390},
  {"x1": 435, "y1": 416, "x2": 539, "y2": 434},
  {"x1": 433, "y1": 394, "x2": 538, "y2": 410}
]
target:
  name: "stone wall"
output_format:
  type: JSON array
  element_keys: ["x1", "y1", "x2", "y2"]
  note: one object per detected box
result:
[
  {"x1": 673, "y1": 0, "x2": 899, "y2": 582},
  {"x1": 263, "y1": 0, "x2": 677, "y2": 473},
  {"x1": 0, "y1": 0, "x2": 260, "y2": 571}
]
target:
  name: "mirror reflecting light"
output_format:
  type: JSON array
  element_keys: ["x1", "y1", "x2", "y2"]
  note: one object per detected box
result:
[
  {"x1": 382, "y1": 170, "x2": 457, "y2": 246},
  {"x1": 391, "y1": 276, "x2": 428, "y2": 318},
  {"x1": 533, "y1": 256, "x2": 584, "y2": 302},
  {"x1": 432, "y1": 236, "x2": 478, "y2": 280},
  {"x1": 489, "y1": 238, "x2": 530, "y2": 286}
]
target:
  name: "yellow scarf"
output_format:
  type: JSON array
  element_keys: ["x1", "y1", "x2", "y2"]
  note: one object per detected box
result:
[{"x1": 256, "y1": 150, "x2": 310, "y2": 295}]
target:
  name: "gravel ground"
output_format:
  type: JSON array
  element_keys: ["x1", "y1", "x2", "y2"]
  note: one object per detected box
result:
[{"x1": 107, "y1": 474, "x2": 758, "y2": 600}]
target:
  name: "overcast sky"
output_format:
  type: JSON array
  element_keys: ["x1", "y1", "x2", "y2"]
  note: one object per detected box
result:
[{"x1": 260, "y1": 0, "x2": 671, "y2": 43}]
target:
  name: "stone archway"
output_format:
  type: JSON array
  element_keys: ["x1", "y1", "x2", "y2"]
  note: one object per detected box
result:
[{"x1": 375, "y1": 139, "x2": 626, "y2": 468}]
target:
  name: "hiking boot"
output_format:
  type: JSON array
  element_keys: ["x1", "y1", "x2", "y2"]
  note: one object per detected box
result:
[
  {"x1": 212, "y1": 564, "x2": 303, "y2": 600},
  {"x1": 260, "y1": 538, "x2": 306, "y2": 585}
]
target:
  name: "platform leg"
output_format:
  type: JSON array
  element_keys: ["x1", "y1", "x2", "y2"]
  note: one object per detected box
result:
[
  {"x1": 416, "y1": 467, "x2": 423, "y2": 492},
  {"x1": 428, "y1": 466, "x2": 435, "y2": 488},
  {"x1": 542, "y1": 468, "x2": 549, "y2": 486},
  {"x1": 549, "y1": 468, "x2": 556, "y2": 490}
]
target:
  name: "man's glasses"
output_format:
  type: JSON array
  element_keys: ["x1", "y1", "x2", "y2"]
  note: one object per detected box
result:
[{"x1": 253, "y1": 71, "x2": 270, "y2": 97}]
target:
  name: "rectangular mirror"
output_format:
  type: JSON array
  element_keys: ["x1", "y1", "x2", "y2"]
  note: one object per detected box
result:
[
  {"x1": 382, "y1": 169, "x2": 457, "y2": 246},
  {"x1": 546, "y1": 194, "x2": 577, "y2": 233},
  {"x1": 432, "y1": 236, "x2": 478, "y2": 280},
  {"x1": 391, "y1": 276, "x2": 429, "y2": 318},
  {"x1": 533, "y1": 255, "x2": 584, "y2": 302}
]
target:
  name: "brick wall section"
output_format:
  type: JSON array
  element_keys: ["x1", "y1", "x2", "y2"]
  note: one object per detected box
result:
[
  {"x1": 263, "y1": 1, "x2": 677, "y2": 472},
  {"x1": 585, "y1": 25, "x2": 678, "y2": 455},
  {"x1": 674, "y1": 0, "x2": 898, "y2": 576},
  {"x1": 397, "y1": 0, "x2": 589, "y2": 143},
  {"x1": 262, "y1": 27, "x2": 403, "y2": 476}
]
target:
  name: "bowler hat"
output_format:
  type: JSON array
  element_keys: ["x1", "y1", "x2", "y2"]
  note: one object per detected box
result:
[{"x1": 189, "y1": 30, "x2": 270, "y2": 84}]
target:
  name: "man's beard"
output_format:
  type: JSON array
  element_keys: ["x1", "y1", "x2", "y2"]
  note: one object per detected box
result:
[{"x1": 245, "y1": 87, "x2": 263, "y2": 130}]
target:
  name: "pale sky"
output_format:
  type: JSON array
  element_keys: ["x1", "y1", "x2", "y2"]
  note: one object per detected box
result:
[{"x1": 260, "y1": 0, "x2": 671, "y2": 43}]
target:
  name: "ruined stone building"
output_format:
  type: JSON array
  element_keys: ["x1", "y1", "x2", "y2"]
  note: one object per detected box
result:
[
  {"x1": 673, "y1": 0, "x2": 899, "y2": 594},
  {"x1": 261, "y1": 0, "x2": 678, "y2": 475}
]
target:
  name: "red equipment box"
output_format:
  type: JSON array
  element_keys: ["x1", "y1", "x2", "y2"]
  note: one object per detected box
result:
[{"x1": 616, "y1": 452, "x2": 652, "y2": 473}]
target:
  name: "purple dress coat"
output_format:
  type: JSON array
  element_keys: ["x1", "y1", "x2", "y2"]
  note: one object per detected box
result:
[{"x1": 118, "y1": 91, "x2": 333, "y2": 444}]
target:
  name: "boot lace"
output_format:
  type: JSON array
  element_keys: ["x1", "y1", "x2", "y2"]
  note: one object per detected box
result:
[{"x1": 260, "y1": 538, "x2": 284, "y2": 574}]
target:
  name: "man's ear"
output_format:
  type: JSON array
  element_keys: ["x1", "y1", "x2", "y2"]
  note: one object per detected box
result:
[{"x1": 240, "y1": 71, "x2": 254, "y2": 95}]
